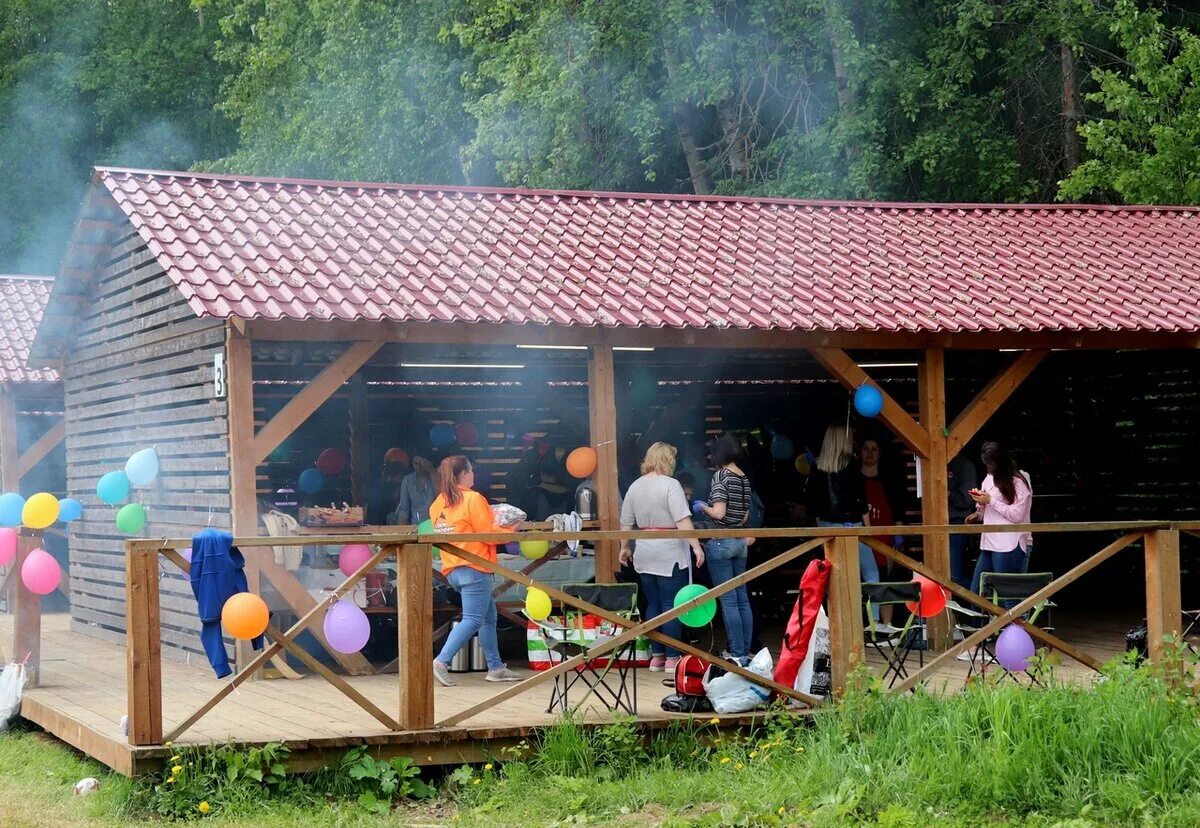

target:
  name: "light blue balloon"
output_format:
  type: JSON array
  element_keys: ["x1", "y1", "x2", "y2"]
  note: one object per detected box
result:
[
  {"x1": 429, "y1": 423, "x2": 455, "y2": 448},
  {"x1": 854, "y1": 383, "x2": 885, "y2": 418},
  {"x1": 97, "y1": 471, "x2": 130, "y2": 505},
  {"x1": 125, "y1": 448, "x2": 160, "y2": 486},
  {"x1": 297, "y1": 468, "x2": 324, "y2": 494},
  {"x1": 58, "y1": 498, "x2": 84, "y2": 522},
  {"x1": 0, "y1": 492, "x2": 24, "y2": 527}
]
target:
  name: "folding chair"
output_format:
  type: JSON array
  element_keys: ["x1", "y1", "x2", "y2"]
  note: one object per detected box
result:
[
  {"x1": 949, "y1": 572, "x2": 1054, "y2": 683},
  {"x1": 526, "y1": 583, "x2": 640, "y2": 715},
  {"x1": 862, "y1": 581, "x2": 924, "y2": 689}
]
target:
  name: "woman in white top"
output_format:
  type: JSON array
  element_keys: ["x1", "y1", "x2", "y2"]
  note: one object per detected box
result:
[
  {"x1": 966, "y1": 441, "x2": 1033, "y2": 596},
  {"x1": 619, "y1": 442, "x2": 705, "y2": 672}
]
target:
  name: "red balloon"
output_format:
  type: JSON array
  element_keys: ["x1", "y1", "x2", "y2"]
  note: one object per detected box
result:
[
  {"x1": 455, "y1": 422, "x2": 480, "y2": 446},
  {"x1": 315, "y1": 448, "x2": 347, "y2": 476},
  {"x1": 905, "y1": 575, "x2": 949, "y2": 618}
]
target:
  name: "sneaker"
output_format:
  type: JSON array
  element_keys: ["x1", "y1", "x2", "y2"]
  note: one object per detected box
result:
[
  {"x1": 955, "y1": 650, "x2": 983, "y2": 662},
  {"x1": 432, "y1": 659, "x2": 456, "y2": 687},
  {"x1": 485, "y1": 666, "x2": 523, "y2": 682},
  {"x1": 648, "y1": 656, "x2": 667, "y2": 672},
  {"x1": 664, "y1": 657, "x2": 680, "y2": 673}
]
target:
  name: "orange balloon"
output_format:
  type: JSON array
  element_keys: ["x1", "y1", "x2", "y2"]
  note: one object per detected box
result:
[
  {"x1": 565, "y1": 446, "x2": 598, "y2": 478},
  {"x1": 221, "y1": 593, "x2": 269, "y2": 640}
]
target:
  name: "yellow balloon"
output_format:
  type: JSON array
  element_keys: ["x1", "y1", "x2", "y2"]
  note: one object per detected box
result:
[
  {"x1": 525, "y1": 587, "x2": 552, "y2": 621},
  {"x1": 794, "y1": 455, "x2": 811, "y2": 475},
  {"x1": 520, "y1": 540, "x2": 549, "y2": 560},
  {"x1": 22, "y1": 492, "x2": 60, "y2": 530}
]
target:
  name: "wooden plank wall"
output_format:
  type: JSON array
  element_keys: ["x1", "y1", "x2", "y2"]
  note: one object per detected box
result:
[{"x1": 63, "y1": 233, "x2": 230, "y2": 660}]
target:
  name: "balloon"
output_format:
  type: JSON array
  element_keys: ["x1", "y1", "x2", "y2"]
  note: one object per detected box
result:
[
  {"x1": 794, "y1": 454, "x2": 811, "y2": 475},
  {"x1": 125, "y1": 448, "x2": 160, "y2": 486},
  {"x1": 854, "y1": 383, "x2": 884, "y2": 417},
  {"x1": 383, "y1": 447, "x2": 409, "y2": 466},
  {"x1": 297, "y1": 468, "x2": 324, "y2": 494},
  {"x1": 417, "y1": 519, "x2": 434, "y2": 534},
  {"x1": 520, "y1": 540, "x2": 549, "y2": 560},
  {"x1": 323, "y1": 599, "x2": 371, "y2": 653},
  {"x1": 0, "y1": 492, "x2": 23, "y2": 526},
  {"x1": 770, "y1": 434, "x2": 795, "y2": 461},
  {"x1": 21, "y1": 548, "x2": 61, "y2": 595},
  {"x1": 22, "y1": 492, "x2": 59, "y2": 529},
  {"x1": 0, "y1": 527, "x2": 16, "y2": 567},
  {"x1": 455, "y1": 422, "x2": 480, "y2": 446},
  {"x1": 904, "y1": 575, "x2": 949, "y2": 618},
  {"x1": 116, "y1": 503, "x2": 147, "y2": 534},
  {"x1": 995, "y1": 625, "x2": 1036, "y2": 672},
  {"x1": 179, "y1": 548, "x2": 193, "y2": 564},
  {"x1": 221, "y1": 593, "x2": 269, "y2": 640},
  {"x1": 58, "y1": 498, "x2": 83, "y2": 523},
  {"x1": 315, "y1": 448, "x2": 347, "y2": 476},
  {"x1": 97, "y1": 471, "x2": 130, "y2": 505},
  {"x1": 339, "y1": 544, "x2": 373, "y2": 577},
  {"x1": 430, "y1": 423, "x2": 455, "y2": 448},
  {"x1": 504, "y1": 541, "x2": 521, "y2": 556},
  {"x1": 525, "y1": 588, "x2": 552, "y2": 621},
  {"x1": 674, "y1": 584, "x2": 717, "y2": 627},
  {"x1": 565, "y1": 446, "x2": 598, "y2": 479}
]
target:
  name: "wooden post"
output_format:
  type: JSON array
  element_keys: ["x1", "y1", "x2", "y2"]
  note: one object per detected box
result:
[
  {"x1": 226, "y1": 325, "x2": 261, "y2": 673},
  {"x1": 12, "y1": 532, "x2": 42, "y2": 686},
  {"x1": 825, "y1": 535, "x2": 864, "y2": 696},
  {"x1": 349, "y1": 374, "x2": 370, "y2": 507},
  {"x1": 126, "y1": 543, "x2": 163, "y2": 745},
  {"x1": 588, "y1": 346, "x2": 620, "y2": 580},
  {"x1": 1145, "y1": 529, "x2": 1182, "y2": 663},
  {"x1": 0, "y1": 387, "x2": 19, "y2": 492},
  {"x1": 918, "y1": 346, "x2": 952, "y2": 649},
  {"x1": 396, "y1": 543, "x2": 433, "y2": 730}
]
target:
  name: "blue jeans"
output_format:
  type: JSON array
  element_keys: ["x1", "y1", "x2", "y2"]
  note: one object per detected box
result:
[
  {"x1": 818, "y1": 520, "x2": 880, "y2": 620},
  {"x1": 706, "y1": 538, "x2": 753, "y2": 660},
  {"x1": 970, "y1": 545, "x2": 1029, "y2": 609},
  {"x1": 949, "y1": 516, "x2": 972, "y2": 589},
  {"x1": 640, "y1": 564, "x2": 690, "y2": 658},
  {"x1": 436, "y1": 567, "x2": 504, "y2": 671}
]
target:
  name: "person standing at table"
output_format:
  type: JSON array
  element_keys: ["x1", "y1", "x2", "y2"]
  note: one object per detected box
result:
[
  {"x1": 966, "y1": 441, "x2": 1033, "y2": 595},
  {"x1": 947, "y1": 452, "x2": 979, "y2": 589},
  {"x1": 396, "y1": 454, "x2": 436, "y2": 525}
]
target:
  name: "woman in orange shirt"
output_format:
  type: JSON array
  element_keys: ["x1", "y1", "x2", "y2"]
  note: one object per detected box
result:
[{"x1": 431, "y1": 455, "x2": 522, "y2": 687}]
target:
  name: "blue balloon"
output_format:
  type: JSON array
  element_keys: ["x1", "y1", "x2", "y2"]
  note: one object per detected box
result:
[
  {"x1": 97, "y1": 471, "x2": 130, "y2": 505},
  {"x1": 58, "y1": 498, "x2": 84, "y2": 522},
  {"x1": 854, "y1": 383, "x2": 885, "y2": 417},
  {"x1": 297, "y1": 468, "x2": 325, "y2": 494},
  {"x1": 770, "y1": 434, "x2": 794, "y2": 461},
  {"x1": 0, "y1": 492, "x2": 24, "y2": 526},
  {"x1": 429, "y1": 423, "x2": 455, "y2": 448},
  {"x1": 125, "y1": 448, "x2": 160, "y2": 486}
]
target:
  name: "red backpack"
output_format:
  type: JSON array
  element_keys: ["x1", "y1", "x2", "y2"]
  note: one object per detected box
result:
[{"x1": 674, "y1": 655, "x2": 708, "y2": 697}]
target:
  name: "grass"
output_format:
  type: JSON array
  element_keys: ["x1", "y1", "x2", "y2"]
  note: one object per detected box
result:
[{"x1": 5, "y1": 649, "x2": 1200, "y2": 826}]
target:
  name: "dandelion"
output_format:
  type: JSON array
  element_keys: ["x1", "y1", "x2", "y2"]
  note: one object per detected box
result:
[
  {"x1": 484, "y1": 763, "x2": 493, "y2": 771},
  {"x1": 166, "y1": 777, "x2": 176, "y2": 784},
  {"x1": 172, "y1": 765, "x2": 183, "y2": 776},
  {"x1": 719, "y1": 757, "x2": 730, "y2": 765},
  {"x1": 749, "y1": 751, "x2": 757, "y2": 759},
  {"x1": 473, "y1": 778, "x2": 481, "y2": 785},
  {"x1": 734, "y1": 762, "x2": 744, "y2": 770},
  {"x1": 778, "y1": 806, "x2": 786, "y2": 815},
  {"x1": 709, "y1": 717, "x2": 720, "y2": 724},
  {"x1": 198, "y1": 801, "x2": 210, "y2": 814},
  {"x1": 170, "y1": 755, "x2": 181, "y2": 763},
  {"x1": 164, "y1": 741, "x2": 174, "y2": 747}
]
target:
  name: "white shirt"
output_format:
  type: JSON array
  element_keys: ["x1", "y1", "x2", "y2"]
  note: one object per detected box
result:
[{"x1": 977, "y1": 471, "x2": 1033, "y2": 553}]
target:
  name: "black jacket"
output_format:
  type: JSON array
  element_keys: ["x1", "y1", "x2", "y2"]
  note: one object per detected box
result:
[{"x1": 807, "y1": 464, "x2": 869, "y2": 524}]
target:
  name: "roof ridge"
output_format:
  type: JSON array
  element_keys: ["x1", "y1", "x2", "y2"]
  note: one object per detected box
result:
[
  {"x1": 93, "y1": 166, "x2": 1200, "y2": 212},
  {"x1": 0, "y1": 274, "x2": 54, "y2": 280}
]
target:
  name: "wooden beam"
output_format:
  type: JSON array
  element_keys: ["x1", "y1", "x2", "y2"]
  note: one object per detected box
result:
[
  {"x1": 946, "y1": 350, "x2": 1048, "y2": 458},
  {"x1": 824, "y1": 536, "x2": 864, "y2": 696},
  {"x1": 1144, "y1": 529, "x2": 1182, "y2": 663},
  {"x1": 15, "y1": 417, "x2": 64, "y2": 479},
  {"x1": 587, "y1": 345, "x2": 620, "y2": 580},
  {"x1": 396, "y1": 544, "x2": 433, "y2": 729},
  {"x1": 348, "y1": 373, "x2": 370, "y2": 507},
  {"x1": 0, "y1": 388, "x2": 18, "y2": 491},
  {"x1": 12, "y1": 532, "x2": 42, "y2": 686},
  {"x1": 809, "y1": 349, "x2": 931, "y2": 457},
  {"x1": 252, "y1": 341, "x2": 383, "y2": 465},
  {"x1": 918, "y1": 346, "x2": 952, "y2": 648},
  {"x1": 125, "y1": 546, "x2": 163, "y2": 746},
  {"x1": 226, "y1": 325, "x2": 260, "y2": 674}
]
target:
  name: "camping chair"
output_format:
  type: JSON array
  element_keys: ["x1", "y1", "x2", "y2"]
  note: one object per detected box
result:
[
  {"x1": 862, "y1": 581, "x2": 924, "y2": 689},
  {"x1": 525, "y1": 582, "x2": 640, "y2": 715},
  {"x1": 949, "y1": 572, "x2": 1054, "y2": 684}
]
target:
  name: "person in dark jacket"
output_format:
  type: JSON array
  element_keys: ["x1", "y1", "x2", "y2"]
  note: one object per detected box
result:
[
  {"x1": 189, "y1": 528, "x2": 263, "y2": 678},
  {"x1": 947, "y1": 452, "x2": 980, "y2": 588}
]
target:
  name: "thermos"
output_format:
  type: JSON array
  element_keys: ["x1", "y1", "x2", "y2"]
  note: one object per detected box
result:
[
  {"x1": 575, "y1": 479, "x2": 596, "y2": 521},
  {"x1": 469, "y1": 635, "x2": 487, "y2": 672},
  {"x1": 449, "y1": 620, "x2": 488, "y2": 672}
]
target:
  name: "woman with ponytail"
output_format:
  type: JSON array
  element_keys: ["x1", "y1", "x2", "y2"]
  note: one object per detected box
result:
[{"x1": 430, "y1": 455, "x2": 521, "y2": 687}]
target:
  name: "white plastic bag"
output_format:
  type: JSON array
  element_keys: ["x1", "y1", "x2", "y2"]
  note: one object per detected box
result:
[
  {"x1": 0, "y1": 662, "x2": 27, "y2": 732},
  {"x1": 795, "y1": 607, "x2": 832, "y2": 701},
  {"x1": 490, "y1": 503, "x2": 527, "y2": 528},
  {"x1": 704, "y1": 648, "x2": 774, "y2": 714}
]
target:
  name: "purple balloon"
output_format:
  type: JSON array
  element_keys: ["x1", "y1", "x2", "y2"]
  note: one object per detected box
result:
[
  {"x1": 994, "y1": 625, "x2": 1035, "y2": 671},
  {"x1": 323, "y1": 599, "x2": 371, "y2": 654},
  {"x1": 504, "y1": 541, "x2": 521, "y2": 556},
  {"x1": 179, "y1": 548, "x2": 192, "y2": 564}
]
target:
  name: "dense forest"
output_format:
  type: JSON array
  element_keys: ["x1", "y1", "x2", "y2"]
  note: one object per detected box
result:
[{"x1": 3, "y1": 0, "x2": 1200, "y2": 273}]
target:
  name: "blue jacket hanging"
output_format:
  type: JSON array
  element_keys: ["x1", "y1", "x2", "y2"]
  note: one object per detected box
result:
[{"x1": 189, "y1": 528, "x2": 263, "y2": 678}]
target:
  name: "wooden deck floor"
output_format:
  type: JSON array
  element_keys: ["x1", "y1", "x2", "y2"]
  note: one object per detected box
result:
[{"x1": 0, "y1": 610, "x2": 1133, "y2": 776}]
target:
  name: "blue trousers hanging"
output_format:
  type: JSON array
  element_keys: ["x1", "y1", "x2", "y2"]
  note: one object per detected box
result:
[{"x1": 189, "y1": 528, "x2": 263, "y2": 678}]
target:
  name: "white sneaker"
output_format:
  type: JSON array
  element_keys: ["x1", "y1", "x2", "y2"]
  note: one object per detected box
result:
[
  {"x1": 486, "y1": 666, "x2": 522, "y2": 682},
  {"x1": 432, "y1": 659, "x2": 456, "y2": 687},
  {"x1": 955, "y1": 650, "x2": 982, "y2": 662}
]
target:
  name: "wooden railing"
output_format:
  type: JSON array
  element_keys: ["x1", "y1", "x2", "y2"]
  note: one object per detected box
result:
[{"x1": 70, "y1": 521, "x2": 1186, "y2": 746}]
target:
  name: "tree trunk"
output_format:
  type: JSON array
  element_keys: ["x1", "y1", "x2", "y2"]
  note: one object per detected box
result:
[
  {"x1": 825, "y1": 0, "x2": 858, "y2": 161},
  {"x1": 673, "y1": 107, "x2": 711, "y2": 195},
  {"x1": 717, "y1": 99, "x2": 751, "y2": 182},
  {"x1": 1061, "y1": 42, "x2": 1081, "y2": 175}
]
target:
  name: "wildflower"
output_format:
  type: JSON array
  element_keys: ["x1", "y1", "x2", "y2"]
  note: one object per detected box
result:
[
  {"x1": 749, "y1": 751, "x2": 757, "y2": 759},
  {"x1": 473, "y1": 779, "x2": 481, "y2": 785},
  {"x1": 719, "y1": 757, "x2": 730, "y2": 765},
  {"x1": 164, "y1": 741, "x2": 174, "y2": 747},
  {"x1": 198, "y1": 801, "x2": 210, "y2": 815},
  {"x1": 778, "y1": 806, "x2": 786, "y2": 815},
  {"x1": 709, "y1": 717, "x2": 720, "y2": 724},
  {"x1": 170, "y1": 755, "x2": 181, "y2": 763},
  {"x1": 166, "y1": 777, "x2": 176, "y2": 784},
  {"x1": 172, "y1": 765, "x2": 183, "y2": 776},
  {"x1": 734, "y1": 762, "x2": 744, "y2": 770},
  {"x1": 484, "y1": 763, "x2": 493, "y2": 771}
]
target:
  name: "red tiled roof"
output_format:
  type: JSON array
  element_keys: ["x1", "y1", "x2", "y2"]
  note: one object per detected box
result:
[
  {"x1": 95, "y1": 167, "x2": 1200, "y2": 333},
  {"x1": 0, "y1": 276, "x2": 58, "y2": 383}
]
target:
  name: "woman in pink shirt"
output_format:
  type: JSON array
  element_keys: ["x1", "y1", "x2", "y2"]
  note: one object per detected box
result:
[{"x1": 966, "y1": 441, "x2": 1032, "y2": 596}]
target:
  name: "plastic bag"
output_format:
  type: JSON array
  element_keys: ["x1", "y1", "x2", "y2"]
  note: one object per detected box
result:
[
  {"x1": 704, "y1": 648, "x2": 774, "y2": 714},
  {"x1": 490, "y1": 503, "x2": 527, "y2": 528},
  {"x1": 795, "y1": 607, "x2": 832, "y2": 701},
  {"x1": 0, "y1": 662, "x2": 27, "y2": 732}
]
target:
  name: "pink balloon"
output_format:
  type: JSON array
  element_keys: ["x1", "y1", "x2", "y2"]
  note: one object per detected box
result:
[
  {"x1": 339, "y1": 544, "x2": 373, "y2": 577},
  {"x1": 323, "y1": 599, "x2": 371, "y2": 654},
  {"x1": 0, "y1": 527, "x2": 16, "y2": 567},
  {"x1": 21, "y1": 548, "x2": 61, "y2": 596}
]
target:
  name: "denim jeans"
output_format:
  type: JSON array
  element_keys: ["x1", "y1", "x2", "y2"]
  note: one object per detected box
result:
[
  {"x1": 436, "y1": 566, "x2": 503, "y2": 671},
  {"x1": 818, "y1": 520, "x2": 880, "y2": 620},
  {"x1": 949, "y1": 515, "x2": 972, "y2": 590},
  {"x1": 970, "y1": 545, "x2": 1030, "y2": 609},
  {"x1": 640, "y1": 564, "x2": 691, "y2": 658},
  {"x1": 706, "y1": 538, "x2": 753, "y2": 660}
]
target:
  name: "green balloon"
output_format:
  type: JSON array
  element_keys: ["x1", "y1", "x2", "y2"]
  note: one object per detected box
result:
[
  {"x1": 674, "y1": 584, "x2": 717, "y2": 628},
  {"x1": 115, "y1": 503, "x2": 146, "y2": 534},
  {"x1": 417, "y1": 519, "x2": 434, "y2": 534}
]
